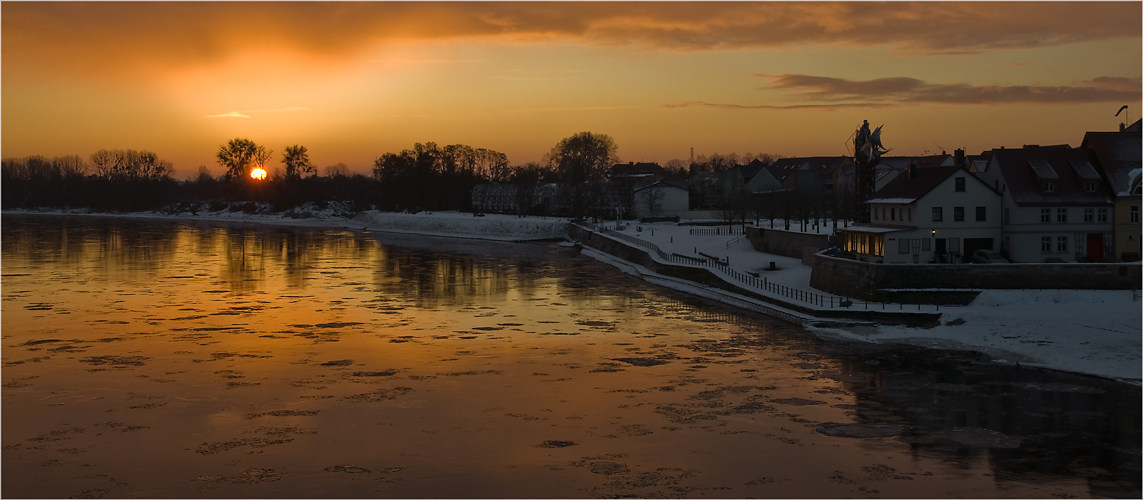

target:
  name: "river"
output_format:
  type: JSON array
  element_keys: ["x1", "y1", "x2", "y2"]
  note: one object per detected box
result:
[{"x1": 2, "y1": 214, "x2": 1139, "y2": 498}]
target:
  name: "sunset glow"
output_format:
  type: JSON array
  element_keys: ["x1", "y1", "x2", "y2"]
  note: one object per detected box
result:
[
  {"x1": 250, "y1": 168, "x2": 267, "y2": 181},
  {"x1": 2, "y1": 2, "x2": 1140, "y2": 177}
]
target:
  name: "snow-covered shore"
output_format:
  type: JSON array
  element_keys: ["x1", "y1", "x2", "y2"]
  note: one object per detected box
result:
[{"x1": 6, "y1": 208, "x2": 1140, "y2": 384}]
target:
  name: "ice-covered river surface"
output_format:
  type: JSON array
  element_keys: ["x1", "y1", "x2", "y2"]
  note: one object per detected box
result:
[{"x1": 2, "y1": 215, "x2": 1140, "y2": 499}]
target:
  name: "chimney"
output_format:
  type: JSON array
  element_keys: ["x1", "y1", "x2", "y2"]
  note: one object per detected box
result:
[
  {"x1": 954, "y1": 148, "x2": 965, "y2": 168},
  {"x1": 907, "y1": 162, "x2": 917, "y2": 181}
]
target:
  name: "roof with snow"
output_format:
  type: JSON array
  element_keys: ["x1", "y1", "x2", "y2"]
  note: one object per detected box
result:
[{"x1": 1082, "y1": 129, "x2": 1142, "y2": 197}]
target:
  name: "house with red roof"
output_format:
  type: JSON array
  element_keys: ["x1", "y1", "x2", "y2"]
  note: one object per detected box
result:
[{"x1": 975, "y1": 145, "x2": 1115, "y2": 263}]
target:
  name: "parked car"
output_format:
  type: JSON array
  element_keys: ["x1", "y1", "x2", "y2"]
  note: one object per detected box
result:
[{"x1": 972, "y1": 249, "x2": 1009, "y2": 264}]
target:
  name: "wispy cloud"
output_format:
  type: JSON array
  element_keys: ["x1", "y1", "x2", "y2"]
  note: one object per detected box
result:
[
  {"x1": 205, "y1": 107, "x2": 307, "y2": 118},
  {"x1": 759, "y1": 74, "x2": 1143, "y2": 105},
  {"x1": 661, "y1": 101, "x2": 889, "y2": 112},
  {"x1": 205, "y1": 111, "x2": 250, "y2": 118}
]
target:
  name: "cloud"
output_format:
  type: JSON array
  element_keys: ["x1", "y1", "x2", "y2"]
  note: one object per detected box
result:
[
  {"x1": 662, "y1": 101, "x2": 888, "y2": 111},
  {"x1": 3, "y1": 2, "x2": 1139, "y2": 75},
  {"x1": 205, "y1": 107, "x2": 307, "y2": 118},
  {"x1": 756, "y1": 74, "x2": 1143, "y2": 105},
  {"x1": 206, "y1": 112, "x2": 250, "y2": 119}
]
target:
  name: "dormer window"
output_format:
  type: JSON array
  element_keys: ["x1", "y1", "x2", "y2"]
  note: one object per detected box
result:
[
  {"x1": 1044, "y1": 181, "x2": 1055, "y2": 193},
  {"x1": 1084, "y1": 181, "x2": 1097, "y2": 192}
]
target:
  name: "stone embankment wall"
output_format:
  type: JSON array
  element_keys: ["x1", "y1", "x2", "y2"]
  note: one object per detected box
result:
[
  {"x1": 569, "y1": 225, "x2": 939, "y2": 325},
  {"x1": 746, "y1": 227, "x2": 833, "y2": 260},
  {"x1": 811, "y1": 251, "x2": 1143, "y2": 301}
]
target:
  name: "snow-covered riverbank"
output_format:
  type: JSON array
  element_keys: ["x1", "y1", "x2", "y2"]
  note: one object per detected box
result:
[{"x1": 5, "y1": 208, "x2": 1139, "y2": 383}]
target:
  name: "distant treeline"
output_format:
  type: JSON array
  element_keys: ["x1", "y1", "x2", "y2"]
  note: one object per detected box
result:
[{"x1": 2, "y1": 134, "x2": 779, "y2": 216}]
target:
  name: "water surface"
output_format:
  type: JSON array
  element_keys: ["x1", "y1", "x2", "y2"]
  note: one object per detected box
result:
[{"x1": 2, "y1": 215, "x2": 1139, "y2": 498}]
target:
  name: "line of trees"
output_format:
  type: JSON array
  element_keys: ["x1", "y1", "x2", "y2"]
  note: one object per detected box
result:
[{"x1": 1, "y1": 132, "x2": 621, "y2": 215}]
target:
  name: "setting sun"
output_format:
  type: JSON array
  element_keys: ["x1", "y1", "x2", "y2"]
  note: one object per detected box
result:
[{"x1": 250, "y1": 167, "x2": 267, "y2": 180}]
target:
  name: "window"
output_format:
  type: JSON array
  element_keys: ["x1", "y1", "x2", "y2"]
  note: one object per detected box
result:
[
  {"x1": 1098, "y1": 208, "x2": 1108, "y2": 223},
  {"x1": 922, "y1": 238, "x2": 931, "y2": 251},
  {"x1": 1057, "y1": 236, "x2": 1068, "y2": 253},
  {"x1": 907, "y1": 208, "x2": 912, "y2": 222},
  {"x1": 954, "y1": 207, "x2": 964, "y2": 222},
  {"x1": 932, "y1": 207, "x2": 943, "y2": 222},
  {"x1": 1004, "y1": 208, "x2": 1010, "y2": 224},
  {"x1": 976, "y1": 207, "x2": 986, "y2": 221},
  {"x1": 1041, "y1": 208, "x2": 1051, "y2": 223},
  {"x1": 891, "y1": 207, "x2": 896, "y2": 221},
  {"x1": 955, "y1": 177, "x2": 966, "y2": 192},
  {"x1": 1057, "y1": 208, "x2": 1067, "y2": 223},
  {"x1": 1044, "y1": 181, "x2": 1055, "y2": 193},
  {"x1": 1085, "y1": 182, "x2": 1098, "y2": 192},
  {"x1": 1132, "y1": 206, "x2": 1140, "y2": 224},
  {"x1": 1084, "y1": 208, "x2": 1093, "y2": 223},
  {"x1": 1041, "y1": 236, "x2": 1051, "y2": 253},
  {"x1": 898, "y1": 238, "x2": 909, "y2": 254}
]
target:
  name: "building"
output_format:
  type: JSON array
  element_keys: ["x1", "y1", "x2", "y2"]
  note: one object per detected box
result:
[
  {"x1": 841, "y1": 165, "x2": 1001, "y2": 263},
  {"x1": 632, "y1": 179, "x2": 689, "y2": 218},
  {"x1": 1082, "y1": 121, "x2": 1142, "y2": 261},
  {"x1": 471, "y1": 183, "x2": 521, "y2": 213},
  {"x1": 975, "y1": 146, "x2": 1114, "y2": 263}
]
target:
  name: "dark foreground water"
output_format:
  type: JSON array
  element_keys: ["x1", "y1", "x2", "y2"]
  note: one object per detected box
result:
[{"x1": 2, "y1": 215, "x2": 1140, "y2": 498}]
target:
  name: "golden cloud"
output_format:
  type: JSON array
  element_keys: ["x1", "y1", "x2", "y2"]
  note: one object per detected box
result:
[{"x1": 4, "y1": 2, "x2": 1139, "y2": 76}]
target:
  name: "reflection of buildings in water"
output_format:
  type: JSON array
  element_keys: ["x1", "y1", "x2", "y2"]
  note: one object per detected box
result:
[{"x1": 830, "y1": 353, "x2": 1141, "y2": 495}]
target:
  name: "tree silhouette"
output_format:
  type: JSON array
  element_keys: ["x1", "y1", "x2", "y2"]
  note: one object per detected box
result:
[
  {"x1": 282, "y1": 145, "x2": 315, "y2": 179},
  {"x1": 544, "y1": 132, "x2": 619, "y2": 218},
  {"x1": 217, "y1": 138, "x2": 271, "y2": 179}
]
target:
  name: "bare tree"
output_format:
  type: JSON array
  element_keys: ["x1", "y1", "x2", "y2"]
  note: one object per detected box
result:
[{"x1": 323, "y1": 162, "x2": 350, "y2": 177}]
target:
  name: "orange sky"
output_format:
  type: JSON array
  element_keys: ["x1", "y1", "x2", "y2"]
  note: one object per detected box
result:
[{"x1": 3, "y1": 2, "x2": 1140, "y2": 178}]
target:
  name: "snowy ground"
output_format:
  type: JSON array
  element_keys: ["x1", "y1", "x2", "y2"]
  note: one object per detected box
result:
[
  {"x1": 584, "y1": 220, "x2": 1142, "y2": 384},
  {"x1": 6, "y1": 208, "x2": 1139, "y2": 383}
]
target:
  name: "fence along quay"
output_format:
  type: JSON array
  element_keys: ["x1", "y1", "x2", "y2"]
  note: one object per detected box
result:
[{"x1": 569, "y1": 223, "x2": 941, "y2": 326}]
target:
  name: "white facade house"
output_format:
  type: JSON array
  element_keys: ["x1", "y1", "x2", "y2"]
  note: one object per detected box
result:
[
  {"x1": 632, "y1": 180, "x2": 688, "y2": 218},
  {"x1": 975, "y1": 146, "x2": 1115, "y2": 263},
  {"x1": 842, "y1": 165, "x2": 1001, "y2": 263}
]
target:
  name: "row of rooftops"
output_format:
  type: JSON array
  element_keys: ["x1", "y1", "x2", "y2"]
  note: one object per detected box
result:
[
  {"x1": 607, "y1": 120, "x2": 1140, "y2": 206},
  {"x1": 867, "y1": 121, "x2": 1140, "y2": 206}
]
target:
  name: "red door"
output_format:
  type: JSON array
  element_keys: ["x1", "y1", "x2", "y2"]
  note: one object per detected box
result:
[{"x1": 1087, "y1": 234, "x2": 1104, "y2": 263}]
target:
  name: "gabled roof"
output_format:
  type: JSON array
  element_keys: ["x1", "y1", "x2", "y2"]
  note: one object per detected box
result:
[
  {"x1": 866, "y1": 165, "x2": 970, "y2": 203},
  {"x1": 610, "y1": 162, "x2": 664, "y2": 178},
  {"x1": 634, "y1": 179, "x2": 687, "y2": 192},
  {"x1": 1082, "y1": 129, "x2": 1142, "y2": 197},
  {"x1": 877, "y1": 154, "x2": 951, "y2": 170},
  {"x1": 988, "y1": 146, "x2": 1112, "y2": 206}
]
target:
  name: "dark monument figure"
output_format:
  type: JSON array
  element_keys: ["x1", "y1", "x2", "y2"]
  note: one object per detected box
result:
[{"x1": 853, "y1": 120, "x2": 888, "y2": 223}]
